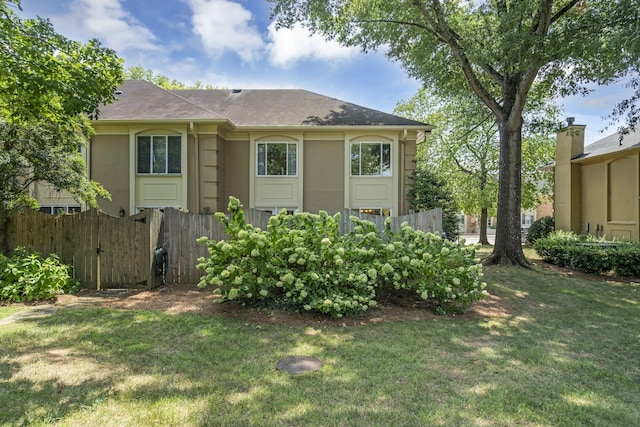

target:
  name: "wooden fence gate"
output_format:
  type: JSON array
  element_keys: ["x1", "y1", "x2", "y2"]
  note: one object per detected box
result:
[{"x1": 5, "y1": 208, "x2": 163, "y2": 289}]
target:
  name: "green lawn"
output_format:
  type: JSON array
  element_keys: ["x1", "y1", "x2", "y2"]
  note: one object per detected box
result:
[{"x1": 1, "y1": 248, "x2": 639, "y2": 426}]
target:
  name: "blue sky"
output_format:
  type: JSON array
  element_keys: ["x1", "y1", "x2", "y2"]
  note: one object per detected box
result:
[{"x1": 16, "y1": 0, "x2": 630, "y2": 142}]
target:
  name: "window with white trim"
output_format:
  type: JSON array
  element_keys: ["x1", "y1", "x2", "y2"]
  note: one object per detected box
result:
[
  {"x1": 257, "y1": 142, "x2": 297, "y2": 176},
  {"x1": 39, "y1": 206, "x2": 81, "y2": 215},
  {"x1": 350, "y1": 142, "x2": 391, "y2": 176},
  {"x1": 352, "y1": 208, "x2": 391, "y2": 217},
  {"x1": 261, "y1": 207, "x2": 297, "y2": 215},
  {"x1": 137, "y1": 135, "x2": 181, "y2": 174}
]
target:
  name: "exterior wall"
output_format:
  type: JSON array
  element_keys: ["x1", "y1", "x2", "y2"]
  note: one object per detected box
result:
[
  {"x1": 85, "y1": 125, "x2": 420, "y2": 217},
  {"x1": 91, "y1": 135, "x2": 130, "y2": 217},
  {"x1": 346, "y1": 134, "x2": 397, "y2": 215},
  {"x1": 224, "y1": 139, "x2": 250, "y2": 209},
  {"x1": 131, "y1": 127, "x2": 188, "y2": 212},
  {"x1": 604, "y1": 154, "x2": 638, "y2": 240},
  {"x1": 581, "y1": 162, "x2": 605, "y2": 236},
  {"x1": 580, "y1": 156, "x2": 639, "y2": 241},
  {"x1": 303, "y1": 139, "x2": 344, "y2": 213},
  {"x1": 401, "y1": 139, "x2": 418, "y2": 215},
  {"x1": 554, "y1": 125, "x2": 585, "y2": 233},
  {"x1": 199, "y1": 134, "x2": 225, "y2": 213},
  {"x1": 535, "y1": 197, "x2": 553, "y2": 219},
  {"x1": 31, "y1": 184, "x2": 81, "y2": 211},
  {"x1": 251, "y1": 134, "x2": 303, "y2": 211}
]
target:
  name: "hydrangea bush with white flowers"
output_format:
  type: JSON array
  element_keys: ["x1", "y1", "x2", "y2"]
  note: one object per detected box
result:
[{"x1": 197, "y1": 197, "x2": 487, "y2": 316}]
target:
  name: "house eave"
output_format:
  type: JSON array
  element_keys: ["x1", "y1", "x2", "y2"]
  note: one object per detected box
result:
[{"x1": 570, "y1": 145, "x2": 640, "y2": 164}]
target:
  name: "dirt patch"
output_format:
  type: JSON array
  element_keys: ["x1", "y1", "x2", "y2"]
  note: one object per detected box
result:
[{"x1": 51, "y1": 283, "x2": 512, "y2": 327}]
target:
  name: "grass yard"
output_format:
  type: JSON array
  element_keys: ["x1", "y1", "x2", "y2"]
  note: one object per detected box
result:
[{"x1": 1, "y1": 247, "x2": 639, "y2": 426}]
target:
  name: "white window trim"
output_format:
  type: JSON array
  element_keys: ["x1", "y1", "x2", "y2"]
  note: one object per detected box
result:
[
  {"x1": 249, "y1": 133, "x2": 304, "y2": 210},
  {"x1": 349, "y1": 141, "x2": 393, "y2": 177},
  {"x1": 39, "y1": 205, "x2": 81, "y2": 215},
  {"x1": 129, "y1": 127, "x2": 188, "y2": 216},
  {"x1": 255, "y1": 141, "x2": 299, "y2": 177},
  {"x1": 352, "y1": 207, "x2": 392, "y2": 217},
  {"x1": 344, "y1": 134, "x2": 399, "y2": 215},
  {"x1": 136, "y1": 134, "x2": 182, "y2": 175}
]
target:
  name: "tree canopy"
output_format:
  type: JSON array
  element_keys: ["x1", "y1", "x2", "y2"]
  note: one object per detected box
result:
[
  {"x1": 0, "y1": 0, "x2": 123, "y2": 210},
  {"x1": 395, "y1": 88, "x2": 558, "y2": 245},
  {"x1": 269, "y1": 0, "x2": 640, "y2": 266},
  {"x1": 124, "y1": 65, "x2": 219, "y2": 90}
]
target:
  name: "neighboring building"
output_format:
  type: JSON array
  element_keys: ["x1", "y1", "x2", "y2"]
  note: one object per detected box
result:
[
  {"x1": 554, "y1": 122, "x2": 640, "y2": 241},
  {"x1": 457, "y1": 198, "x2": 552, "y2": 235},
  {"x1": 37, "y1": 80, "x2": 431, "y2": 217}
]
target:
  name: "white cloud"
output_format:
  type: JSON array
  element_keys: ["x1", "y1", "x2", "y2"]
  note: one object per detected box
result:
[
  {"x1": 54, "y1": 0, "x2": 159, "y2": 53},
  {"x1": 187, "y1": 0, "x2": 264, "y2": 62},
  {"x1": 267, "y1": 22, "x2": 359, "y2": 68}
]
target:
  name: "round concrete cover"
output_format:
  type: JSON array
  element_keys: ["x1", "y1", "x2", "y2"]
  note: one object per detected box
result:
[{"x1": 276, "y1": 356, "x2": 323, "y2": 374}]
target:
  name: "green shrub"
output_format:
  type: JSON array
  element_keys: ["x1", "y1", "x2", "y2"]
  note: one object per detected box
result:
[
  {"x1": 533, "y1": 230, "x2": 576, "y2": 267},
  {"x1": 534, "y1": 231, "x2": 615, "y2": 274},
  {"x1": 0, "y1": 247, "x2": 80, "y2": 302},
  {"x1": 526, "y1": 216, "x2": 554, "y2": 244},
  {"x1": 197, "y1": 197, "x2": 487, "y2": 317},
  {"x1": 611, "y1": 242, "x2": 640, "y2": 277},
  {"x1": 565, "y1": 244, "x2": 612, "y2": 274}
]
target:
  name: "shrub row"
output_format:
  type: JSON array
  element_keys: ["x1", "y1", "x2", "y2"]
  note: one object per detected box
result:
[
  {"x1": 197, "y1": 197, "x2": 488, "y2": 317},
  {"x1": 526, "y1": 216, "x2": 554, "y2": 244},
  {"x1": 533, "y1": 231, "x2": 640, "y2": 276},
  {"x1": 0, "y1": 247, "x2": 80, "y2": 302}
]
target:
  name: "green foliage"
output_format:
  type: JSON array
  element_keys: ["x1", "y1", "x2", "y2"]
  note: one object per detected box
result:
[
  {"x1": 533, "y1": 231, "x2": 616, "y2": 275},
  {"x1": 407, "y1": 165, "x2": 459, "y2": 240},
  {"x1": 526, "y1": 216, "x2": 555, "y2": 244},
  {"x1": 124, "y1": 65, "x2": 219, "y2": 90},
  {"x1": 396, "y1": 88, "x2": 558, "y2": 226},
  {"x1": 197, "y1": 197, "x2": 487, "y2": 316},
  {"x1": 0, "y1": 247, "x2": 79, "y2": 302},
  {"x1": 611, "y1": 242, "x2": 640, "y2": 277},
  {"x1": 0, "y1": 0, "x2": 123, "y2": 209},
  {"x1": 269, "y1": 0, "x2": 640, "y2": 264}
]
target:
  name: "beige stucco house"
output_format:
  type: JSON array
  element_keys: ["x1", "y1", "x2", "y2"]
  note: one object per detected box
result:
[
  {"x1": 554, "y1": 122, "x2": 640, "y2": 241},
  {"x1": 37, "y1": 80, "x2": 431, "y2": 217}
]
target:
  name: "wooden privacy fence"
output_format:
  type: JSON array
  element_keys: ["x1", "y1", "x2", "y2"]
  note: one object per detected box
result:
[
  {"x1": 6, "y1": 208, "x2": 163, "y2": 289},
  {"x1": 5, "y1": 207, "x2": 441, "y2": 288},
  {"x1": 161, "y1": 207, "x2": 442, "y2": 285}
]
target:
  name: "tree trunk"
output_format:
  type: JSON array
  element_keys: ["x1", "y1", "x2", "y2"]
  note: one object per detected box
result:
[
  {"x1": 484, "y1": 117, "x2": 530, "y2": 266},
  {"x1": 478, "y1": 207, "x2": 490, "y2": 245},
  {"x1": 0, "y1": 207, "x2": 8, "y2": 255}
]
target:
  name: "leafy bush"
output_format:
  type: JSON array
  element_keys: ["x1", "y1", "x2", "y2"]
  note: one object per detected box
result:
[
  {"x1": 611, "y1": 242, "x2": 640, "y2": 277},
  {"x1": 534, "y1": 231, "x2": 616, "y2": 274},
  {"x1": 0, "y1": 247, "x2": 80, "y2": 302},
  {"x1": 526, "y1": 216, "x2": 554, "y2": 244},
  {"x1": 197, "y1": 197, "x2": 487, "y2": 316},
  {"x1": 407, "y1": 166, "x2": 460, "y2": 241}
]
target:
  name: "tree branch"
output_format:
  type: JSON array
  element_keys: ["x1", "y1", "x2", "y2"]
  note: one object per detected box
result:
[
  {"x1": 550, "y1": 0, "x2": 582, "y2": 25},
  {"x1": 411, "y1": 0, "x2": 505, "y2": 121},
  {"x1": 357, "y1": 18, "x2": 444, "y2": 42}
]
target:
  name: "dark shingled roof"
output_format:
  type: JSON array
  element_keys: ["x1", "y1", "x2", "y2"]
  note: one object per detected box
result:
[
  {"x1": 96, "y1": 80, "x2": 429, "y2": 128},
  {"x1": 575, "y1": 128, "x2": 640, "y2": 160}
]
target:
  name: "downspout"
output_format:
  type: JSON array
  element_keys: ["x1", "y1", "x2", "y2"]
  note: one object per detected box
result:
[
  {"x1": 400, "y1": 129, "x2": 407, "y2": 214},
  {"x1": 190, "y1": 122, "x2": 200, "y2": 213}
]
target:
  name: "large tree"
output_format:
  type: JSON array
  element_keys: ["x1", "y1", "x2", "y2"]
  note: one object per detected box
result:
[
  {"x1": 0, "y1": 0, "x2": 122, "y2": 253},
  {"x1": 395, "y1": 88, "x2": 558, "y2": 245},
  {"x1": 269, "y1": 0, "x2": 640, "y2": 266},
  {"x1": 0, "y1": 0, "x2": 123, "y2": 211}
]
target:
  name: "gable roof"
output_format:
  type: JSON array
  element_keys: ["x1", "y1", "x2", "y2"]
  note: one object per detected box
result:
[
  {"x1": 97, "y1": 80, "x2": 223, "y2": 121},
  {"x1": 575, "y1": 128, "x2": 640, "y2": 160},
  {"x1": 95, "y1": 80, "x2": 430, "y2": 128}
]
